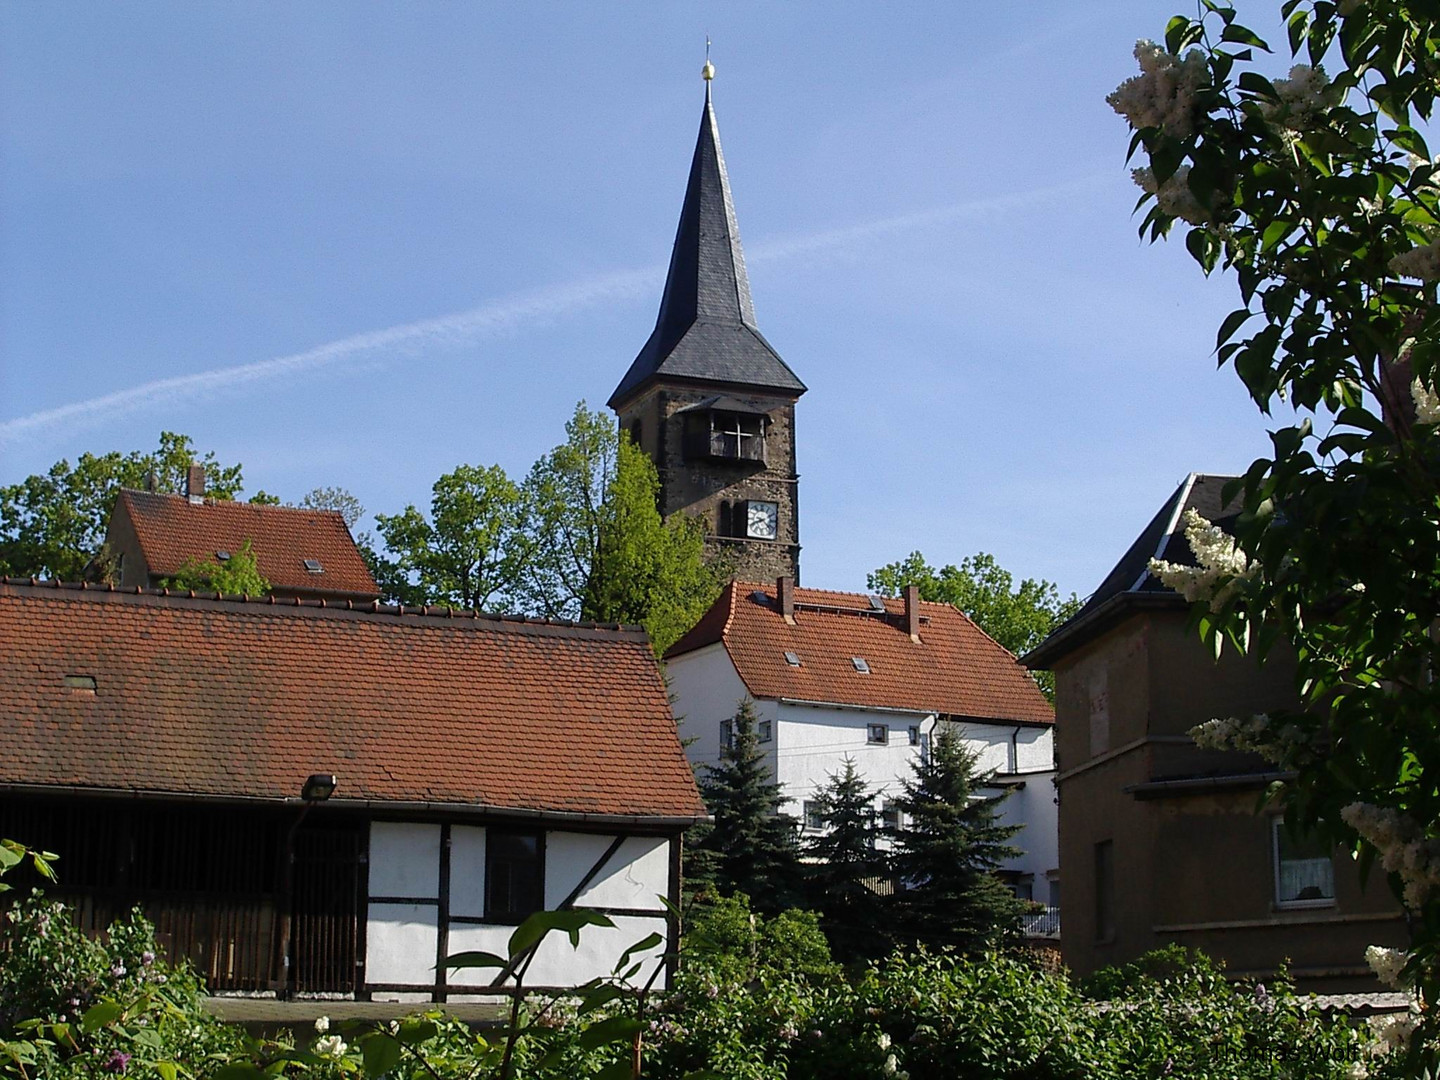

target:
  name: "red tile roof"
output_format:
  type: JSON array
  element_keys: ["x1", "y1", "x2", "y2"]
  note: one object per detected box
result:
[
  {"x1": 667, "y1": 581, "x2": 1053, "y2": 725},
  {"x1": 0, "y1": 580, "x2": 706, "y2": 822},
  {"x1": 114, "y1": 490, "x2": 379, "y2": 598}
]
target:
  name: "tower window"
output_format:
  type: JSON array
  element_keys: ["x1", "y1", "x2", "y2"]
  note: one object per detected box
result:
[
  {"x1": 683, "y1": 409, "x2": 766, "y2": 463},
  {"x1": 629, "y1": 418, "x2": 643, "y2": 449}
]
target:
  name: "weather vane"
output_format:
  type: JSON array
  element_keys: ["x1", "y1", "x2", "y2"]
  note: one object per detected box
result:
[{"x1": 702, "y1": 36, "x2": 714, "y2": 82}]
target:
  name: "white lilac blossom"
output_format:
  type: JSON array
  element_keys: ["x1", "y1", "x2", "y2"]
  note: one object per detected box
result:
[
  {"x1": 1149, "y1": 508, "x2": 1253, "y2": 605},
  {"x1": 1108, "y1": 40, "x2": 1210, "y2": 138},
  {"x1": 1370, "y1": 1008, "x2": 1421, "y2": 1052},
  {"x1": 1341, "y1": 802, "x2": 1440, "y2": 908},
  {"x1": 314, "y1": 1035, "x2": 348, "y2": 1058},
  {"x1": 1389, "y1": 240, "x2": 1440, "y2": 282},
  {"x1": 1365, "y1": 945, "x2": 1410, "y2": 989},
  {"x1": 1412, "y1": 378, "x2": 1440, "y2": 424},
  {"x1": 877, "y1": 1033, "x2": 892, "y2": 1051},
  {"x1": 314, "y1": 1016, "x2": 330, "y2": 1034},
  {"x1": 1132, "y1": 166, "x2": 1210, "y2": 225},
  {"x1": 1260, "y1": 65, "x2": 1338, "y2": 130},
  {"x1": 882, "y1": 1053, "x2": 900, "y2": 1077},
  {"x1": 1345, "y1": 1063, "x2": 1369, "y2": 1080},
  {"x1": 1188, "y1": 713, "x2": 1310, "y2": 766}
]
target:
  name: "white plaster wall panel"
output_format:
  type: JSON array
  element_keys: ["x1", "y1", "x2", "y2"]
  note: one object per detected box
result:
[
  {"x1": 526, "y1": 914, "x2": 668, "y2": 989},
  {"x1": 945, "y1": 721, "x2": 1015, "y2": 775},
  {"x1": 775, "y1": 702, "x2": 933, "y2": 820},
  {"x1": 366, "y1": 903, "x2": 439, "y2": 986},
  {"x1": 665, "y1": 644, "x2": 754, "y2": 770},
  {"x1": 985, "y1": 769, "x2": 1059, "y2": 883},
  {"x1": 1016, "y1": 727, "x2": 1054, "y2": 772},
  {"x1": 449, "y1": 826, "x2": 487, "y2": 918},
  {"x1": 445, "y1": 923, "x2": 514, "y2": 987},
  {"x1": 544, "y1": 832, "x2": 618, "y2": 909},
  {"x1": 572, "y1": 836, "x2": 670, "y2": 910},
  {"x1": 369, "y1": 822, "x2": 440, "y2": 899}
]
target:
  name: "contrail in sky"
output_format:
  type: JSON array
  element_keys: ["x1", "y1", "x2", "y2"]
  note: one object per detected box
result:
[{"x1": 0, "y1": 175, "x2": 1106, "y2": 448}]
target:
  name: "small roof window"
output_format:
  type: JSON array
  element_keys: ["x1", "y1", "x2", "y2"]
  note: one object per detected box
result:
[
  {"x1": 868, "y1": 596, "x2": 887, "y2": 611},
  {"x1": 851, "y1": 657, "x2": 871, "y2": 674},
  {"x1": 215, "y1": 550, "x2": 231, "y2": 561},
  {"x1": 303, "y1": 559, "x2": 324, "y2": 574},
  {"x1": 783, "y1": 650, "x2": 801, "y2": 667},
  {"x1": 63, "y1": 675, "x2": 97, "y2": 691}
]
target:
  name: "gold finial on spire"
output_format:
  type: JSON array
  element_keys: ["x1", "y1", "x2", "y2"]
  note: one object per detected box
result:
[{"x1": 702, "y1": 36, "x2": 714, "y2": 81}]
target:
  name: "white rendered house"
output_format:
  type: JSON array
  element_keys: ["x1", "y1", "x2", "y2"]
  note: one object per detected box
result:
[{"x1": 666, "y1": 578, "x2": 1059, "y2": 907}]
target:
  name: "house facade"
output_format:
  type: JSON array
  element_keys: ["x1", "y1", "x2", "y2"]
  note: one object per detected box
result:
[
  {"x1": 0, "y1": 578, "x2": 705, "y2": 999},
  {"x1": 609, "y1": 79, "x2": 806, "y2": 583},
  {"x1": 1024, "y1": 473, "x2": 1405, "y2": 989},
  {"x1": 666, "y1": 578, "x2": 1059, "y2": 906},
  {"x1": 105, "y1": 465, "x2": 380, "y2": 603}
]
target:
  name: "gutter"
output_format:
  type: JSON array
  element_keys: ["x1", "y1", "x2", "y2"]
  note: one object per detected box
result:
[
  {"x1": 1124, "y1": 771, "x2": 1294, "y2": 800},
  {"x1": 777, "y1": 697, "x2": 934, "y2": 717},
  {"x1": 0, "y1": 782, "x2": 710, "y2": 829}
]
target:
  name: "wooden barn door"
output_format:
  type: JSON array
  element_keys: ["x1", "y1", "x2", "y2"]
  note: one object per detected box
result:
[{"x1": 291, "y1": 825, "x2": 362, "y2": 994}]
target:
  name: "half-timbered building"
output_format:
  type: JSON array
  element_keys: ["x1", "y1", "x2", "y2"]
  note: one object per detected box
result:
[{"x1": 0, "y1": 578, "x2": 705, "y2": 1000}]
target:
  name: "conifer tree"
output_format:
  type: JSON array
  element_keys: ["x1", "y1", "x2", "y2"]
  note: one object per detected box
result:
[
  {"x1": 803, "y1": 757, "x2": 888, "y2": 961},
  {"x1": 889, "y1": 727, "x2": 1028, "y2": 951},
  {"x1": 692, "y1": 697, "x2": 802, "y2": 914}
]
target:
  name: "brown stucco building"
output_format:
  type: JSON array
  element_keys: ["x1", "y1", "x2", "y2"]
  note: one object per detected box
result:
[
  {"x1": 1025, "y1": 473, "x2": 1405, "y2": 990},
  {"x1": 609, "y1": 78, "x2": 805, "y2": 583}
]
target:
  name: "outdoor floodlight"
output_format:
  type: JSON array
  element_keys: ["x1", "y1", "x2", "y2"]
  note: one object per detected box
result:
[{"x1": 301, "y1": 773, "x2": 337, "y2": 802}]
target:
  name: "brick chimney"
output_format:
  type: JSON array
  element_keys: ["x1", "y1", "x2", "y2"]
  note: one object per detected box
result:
[
  {"x1": 904, "y1": 585, "x2": 922, "y2": 642},
  {"x1": 186, "y1": 464, "x2": 205, "y2": 505},
  {"x1": 776, "y1": 575, "x2": 796, "y2": 625}
]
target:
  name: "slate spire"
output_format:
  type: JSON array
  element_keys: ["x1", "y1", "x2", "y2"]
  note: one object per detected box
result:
[{"x1": 609, "y1": 80, "x2": 806, "y2": 408}]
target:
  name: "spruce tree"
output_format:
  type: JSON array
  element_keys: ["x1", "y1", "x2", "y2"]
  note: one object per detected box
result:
[
  {"x1": 692, "y1": 697, "x2": 802, "y2": 914},
  {"x1": 889, "y1": 727, "x2": 1028, "y2": 951},
  {"x1": 803, "y1": 757, "x2": 889, "y2": 962}
]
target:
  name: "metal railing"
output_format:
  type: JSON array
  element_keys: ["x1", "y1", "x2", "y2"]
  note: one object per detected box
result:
[{"x1": 1021, "y1": 905, "x2": 1061, "y2": 938}]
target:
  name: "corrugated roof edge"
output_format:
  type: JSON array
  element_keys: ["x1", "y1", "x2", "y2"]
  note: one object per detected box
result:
[{"x1": 0, "y1": 577, "x2": 650, "y2": 643}]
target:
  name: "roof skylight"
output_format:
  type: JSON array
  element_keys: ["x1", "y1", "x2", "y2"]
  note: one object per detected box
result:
[
  {"x1": 303, "y1": 559, "x2": 324, "y2": 574},
  {"x1": 851, "y1": 657, "x2": 871, "y2": 674},
  {"x1": 784, "y1": 650, "x2": 801, "y2": 667}
]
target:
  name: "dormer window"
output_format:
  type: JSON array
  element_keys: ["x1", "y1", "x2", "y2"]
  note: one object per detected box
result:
[
  {"x1": 303, "y1": 559, "x2": 324, "y2": 574},
  {"x1": 682, "y1": 407, "x2": 766, "y2": 464}
]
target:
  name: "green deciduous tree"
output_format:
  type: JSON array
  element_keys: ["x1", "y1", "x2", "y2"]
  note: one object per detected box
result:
[
  {"x1": 374, "y1": 464, "x2": 524, "y2": 610},
  {"x1": 1110, "y1": 2, "x2": 1440, "y2": 1062},
  {"x1": 691, "y1": 698, "x2": 803, "y2": 915},
  {"x1": 803, "y1": 757, "x2": 889, "y2": 962},
  {"x1": 869, "y1": 551, "x2": 1079, "y2": 698},
  {"x1": 0, "y1": 432, "x2": 245, "y2": 582},
  {"x1": 889, "y1": 726, "x2": 1027, "y2": 952},
  {"x1": 512, "y1": 402, "x2": 720, "y2": 652},
  {"x1": 161, "y1": 538, "x2": 271, "y2": 596}
]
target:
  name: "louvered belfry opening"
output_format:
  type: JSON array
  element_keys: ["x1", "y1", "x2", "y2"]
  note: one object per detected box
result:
[{"x1": 0, "y1": 797, "x2": 363, "y2": 995}]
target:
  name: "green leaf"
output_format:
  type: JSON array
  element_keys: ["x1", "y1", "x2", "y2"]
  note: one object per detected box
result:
[
  {"x1": 1220, "y1": 23, "x2": 1270, "y2": 50},
  {"x1": 362, "y1": 1033, "x2": 403, "y2": 1077},
  {"x1": 396, "y1": 1017, "x2": 438, "y2": 1045},
  {"x1": 578, "y1": 984, "x2": 627, "y2": 1015},
  {"x1": 508, "y1": 909, "x2": 614, "y2": 957},
  {"x1": 80, "y1": 1001, "x2": 124, "y2": 1033},
  {"x1": 443, "y1": 950, "x2": 507, "y2": 971},
  {"x1": 577, "y1": 1015, "x2": 646, "y2": 1050},
  {"x1": 156, "y1": 1064, "x2": 178, "y2": 1080},
  {"x1": 614, "y1": 932, "x2": 663, "y2": 975},
  {"x1": 1216, "y1": 308, "x2": 1253, "y2": 350}
]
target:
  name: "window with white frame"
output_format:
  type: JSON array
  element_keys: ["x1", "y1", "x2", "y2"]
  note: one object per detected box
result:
[
  {"x1": 803, "y1": 800, "x2": 824, "y2": 831},
  {"x1": 1273, "y1": 818, "x2": 1335, "y2": 908},
  {"x1": 918, "y1": 732, "x2": 931, "y2": 764},
  {"x1": 881, "y1": 800, "x2": 902, "y2": 830},
  {"x1": 908, "y1": 725, "x2": 921, "y2": 746},
  {"x1": 758, "y1": 720, "x2": 772, "y2": 743},
  {"x1": 868, "y1": 723, "x2": 888, "y2": 745}
]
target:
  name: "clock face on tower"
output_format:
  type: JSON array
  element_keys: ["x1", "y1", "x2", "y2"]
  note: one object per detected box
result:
[{"x1": 746, "y1": 500, "x2": 779, "y2": 541}]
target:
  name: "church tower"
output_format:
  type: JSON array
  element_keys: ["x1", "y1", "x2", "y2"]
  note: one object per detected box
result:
[{"x1": 609, "y1": 65, "x2": 806, "y2": 582}]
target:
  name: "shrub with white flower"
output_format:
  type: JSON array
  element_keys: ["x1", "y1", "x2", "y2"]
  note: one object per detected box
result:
[
  {"x1": 1108, "y1": 40, "x2": 1210, "y2": 138},
  {"x1": 1389, "y1": 240, "x2": 1440, "y2": 282},
  {"x1": 314, "y1": 1034, "x2": 348, "y2": 1058},
  {"x1": 1364, "y1": 945, "x2": 1410, "y2": 989},
  {"x1": 1342, "y1": 802, "x2": 1440, "y2": 909},
  {"x1": 1259, "y1": 64, "x2": 1339, "y2": 129},
  {"x1": 1132, "y1": 166, "x2": 1210, "y2": 225},
  {"x1": 1188, "y1": 713, "x2": 1313, "y2": 767},
  {"x1": 1149, "y1": 508, "x2": 1254, "y2": 605},
  {"x1": 314, "y1": 1015, "x2": 330, "y2": 1034},
  {"x1": 1412, "y1": 377, "x2": 1440, "y2": 423}
]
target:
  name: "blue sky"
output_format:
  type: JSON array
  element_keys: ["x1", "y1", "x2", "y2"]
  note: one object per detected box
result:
[{"x1": 1, "y1": 3, "x2": 1281, "y2": 601}]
